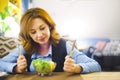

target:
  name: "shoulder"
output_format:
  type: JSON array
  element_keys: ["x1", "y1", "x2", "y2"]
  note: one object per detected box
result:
[
  {"x1": 56, "y1": 38, "x2": 66, "y2": 47},
  {"x1": 52, "y1": 38, "x2": 67, "y2": 49},
  {"x1": 59, "y1": 38, "x2": 66, "y2": 44}
]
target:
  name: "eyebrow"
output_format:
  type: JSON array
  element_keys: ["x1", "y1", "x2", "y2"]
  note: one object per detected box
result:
[{"x1": 29, "y1": 24, "x2": 45, "y2": 31}]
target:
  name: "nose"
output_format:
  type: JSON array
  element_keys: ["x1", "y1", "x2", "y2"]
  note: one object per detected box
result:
[{"x1": 37, "y1": 31, "x2": 43, "y2": 38}]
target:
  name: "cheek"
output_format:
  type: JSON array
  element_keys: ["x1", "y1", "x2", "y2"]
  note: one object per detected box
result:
[
  {"x1": 29, "y1": 34, "x2": 35, "y2": 40},
  {"x1": 47, "y1": 30, "x2": 50, "y2": 37}
]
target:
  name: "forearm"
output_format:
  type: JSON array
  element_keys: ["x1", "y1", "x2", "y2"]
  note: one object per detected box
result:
[
  {"x1": 79, "y1": 62, "x2": 101, "y2": 73},
  {"x1": 0, "y1": 61, "x2": 17, "y2": 73}
]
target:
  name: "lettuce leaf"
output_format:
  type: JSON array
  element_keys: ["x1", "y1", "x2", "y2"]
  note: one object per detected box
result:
[{"x1": 32, "y1": 59, "x2": 51, "y2": 73}]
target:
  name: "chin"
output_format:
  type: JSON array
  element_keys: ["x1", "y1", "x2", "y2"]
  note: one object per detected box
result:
[{"x1": 39, "y1": 41, "x2": 48, "y2": 45}]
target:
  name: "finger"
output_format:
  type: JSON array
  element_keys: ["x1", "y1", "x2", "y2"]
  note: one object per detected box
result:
[
  {"x1": 17, "y1": 58, "x2": 27, "y2": 64},
  {"x1": 17, "y1": 57, "x2": 27, "y2": 68},
  {"x1": 64, "y1": 62, "x2": 74, "y2": 69},
  {"x1": 18, "y1": 66, "x2": 27, "y2": 72},
  {"x1": 65, "y1": 58, "x2": 75, "y2": 63},
  {"x1": 17, "y1": 60, "x2": 27, "y2": 67},
  {"x1": 17, "y1": 55, "x2": 27, "y2": 63},
  {"x1": 17, "y1": 62, "x2": 27, "y2": 71},
  {"x1": 18, "y1": 64, "x2": 27, "y2": 69},
  {"x1": 65, "y1": 55, "x2": 70, "y2": 59},
  {"x1": 18, "y1": 61, "x2": 27, "y2": 66},
  {"x1": 63, "y1": 66, "x2": 74, "y2": 73},
  {"x1": 18, "y1": 54, "x2": 25, "y2": 59}
]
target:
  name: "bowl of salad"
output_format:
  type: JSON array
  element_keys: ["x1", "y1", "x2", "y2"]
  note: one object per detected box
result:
[{"x1": 32, "y1": 59, "x2": 56, "y2": 76}]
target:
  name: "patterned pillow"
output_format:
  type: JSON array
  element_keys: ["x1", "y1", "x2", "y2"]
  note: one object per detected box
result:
[{"x1": 0, "y1": 36, "x2": 18, "y2": 58}]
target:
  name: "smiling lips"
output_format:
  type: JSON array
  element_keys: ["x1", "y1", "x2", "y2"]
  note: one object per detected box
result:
[{"x1": 38, "y1": 37, "x2": 46, "y2": 42}]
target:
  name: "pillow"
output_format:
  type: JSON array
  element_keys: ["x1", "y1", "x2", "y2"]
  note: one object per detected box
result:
[
  {"x1": 94, "y1": 41, "x2": 107, "y2": 51},
  {"x1": 0, "y1": 36, "x2": 18, "y2": 58}
]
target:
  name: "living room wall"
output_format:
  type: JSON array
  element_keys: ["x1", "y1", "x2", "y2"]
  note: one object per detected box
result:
[{"x1": 30, "y1": 0, "x2": 120, "y2": 39}]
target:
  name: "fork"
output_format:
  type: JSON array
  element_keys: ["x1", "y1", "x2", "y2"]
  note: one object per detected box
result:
[{"x1": 69, "y1": 40, "x2": 76, "y2": 58}]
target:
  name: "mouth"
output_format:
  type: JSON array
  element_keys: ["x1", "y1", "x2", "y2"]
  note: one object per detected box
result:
[{"x1": 38, "y1": 38, "x2": 45, "y2": 42}]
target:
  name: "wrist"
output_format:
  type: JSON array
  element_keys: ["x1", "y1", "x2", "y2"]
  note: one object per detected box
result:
[
  {"x1": 13, "y1": 65, "x2": 22, "y2": 73},
  {"x1": 74, "y1": 64, "x2": 82, "y2": 73},
  {"x1": 13, "y1": 65, "x2": 18, "y2": 73}
]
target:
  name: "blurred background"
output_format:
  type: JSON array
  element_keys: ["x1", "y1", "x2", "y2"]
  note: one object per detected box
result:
[{"x1": 0, "y1": 0, "x2": 120, "y2": 39}]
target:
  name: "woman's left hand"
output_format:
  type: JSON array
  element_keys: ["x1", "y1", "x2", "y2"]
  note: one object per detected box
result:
[{"x1": 63, "y1": 56, "x2": 82, "y2": 73}]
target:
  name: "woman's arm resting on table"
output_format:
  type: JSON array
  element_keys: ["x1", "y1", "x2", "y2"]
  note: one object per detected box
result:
[{"x1": 66, "y1": 42, "x2": 101, "y2": 73}]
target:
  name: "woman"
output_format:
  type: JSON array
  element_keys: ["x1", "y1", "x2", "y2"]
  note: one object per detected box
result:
[{"x1": 0, "y1": 7, "x2": 101, "y2": 73}]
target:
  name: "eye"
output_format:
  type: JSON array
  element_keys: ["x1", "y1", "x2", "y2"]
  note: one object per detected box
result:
[
  {"x1": 30, "y1": 31, "x2": 36, "y2": 34},
  {"x1": 40, "y1": 26, "x2": 46, "y2": 30}
]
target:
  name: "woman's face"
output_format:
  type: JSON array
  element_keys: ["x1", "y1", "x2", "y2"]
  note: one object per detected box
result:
[{"x1": 29, "y1": 18, "x2": 50, "y2": 45}]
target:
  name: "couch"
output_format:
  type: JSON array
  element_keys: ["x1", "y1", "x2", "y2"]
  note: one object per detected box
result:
[{"x1": 77, "y1": 38, "x2": 120, "y2": 71}]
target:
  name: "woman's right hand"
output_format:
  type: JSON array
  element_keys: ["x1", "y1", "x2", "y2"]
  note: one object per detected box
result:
[{"x1": 14, "y1": 54, "x2": 27, "y2": 73}]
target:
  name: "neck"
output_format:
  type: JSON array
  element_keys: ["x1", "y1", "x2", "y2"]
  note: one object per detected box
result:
[
  {"x1": 40, "y1": 42, "x2": 50, "y2": 49},
  {"x1": 38, "y1": 43, "x2": 50, "y2": 55}
]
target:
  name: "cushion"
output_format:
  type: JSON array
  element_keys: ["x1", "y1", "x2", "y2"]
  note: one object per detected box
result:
[
  {"x1": 0, "y1": 36, "x2": 18, "y2": 58},
  {"x1": 94, "y1": 41, "x2": 107, "y2": 51}
]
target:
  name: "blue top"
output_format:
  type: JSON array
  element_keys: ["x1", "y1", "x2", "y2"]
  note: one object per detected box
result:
[{"x1": 0, "y1": 42, "x2": 101, "y2": 73}]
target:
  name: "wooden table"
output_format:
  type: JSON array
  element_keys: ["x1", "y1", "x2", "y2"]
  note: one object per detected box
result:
[{"x1": 1, "y1": 72, "x2": 120, "y2": 80}]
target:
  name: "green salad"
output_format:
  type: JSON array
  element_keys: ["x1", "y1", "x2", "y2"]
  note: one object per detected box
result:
[{"x1": 32, "y1": 59, "x2": 52, "y2": 73}]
